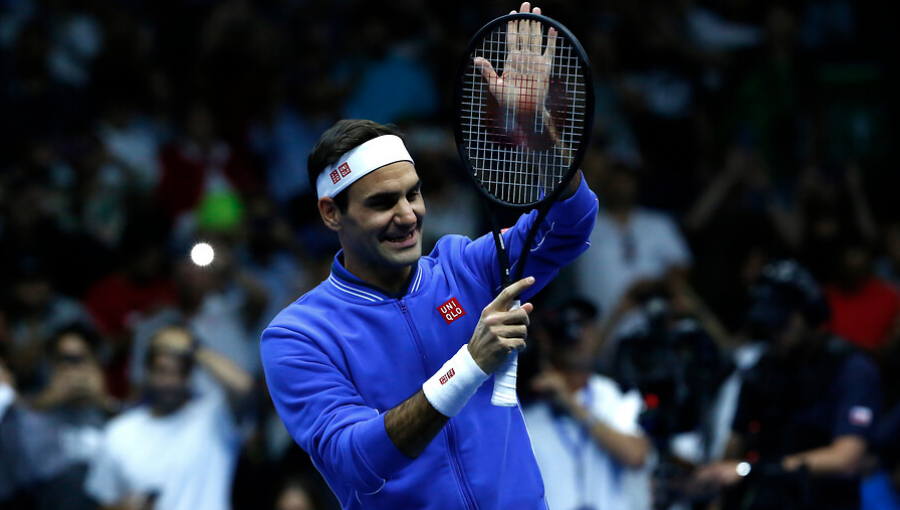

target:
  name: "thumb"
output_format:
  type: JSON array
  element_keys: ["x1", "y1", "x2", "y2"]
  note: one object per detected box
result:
[{"x1": 474, "y1": 57, "x2": 503, "y2": 99}]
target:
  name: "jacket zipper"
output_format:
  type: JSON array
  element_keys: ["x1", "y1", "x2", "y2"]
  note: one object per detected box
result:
[{"x1": 398, "y1": 300, "x2": 478, "y2": 510}]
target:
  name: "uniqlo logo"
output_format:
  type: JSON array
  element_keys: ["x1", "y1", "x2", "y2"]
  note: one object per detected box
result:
[
  {"x1": 339, "y1": 162, "x2": 351, "y2": 177},
  {"x1": 330, "y1": 169, "x2": 341, "y2": 184},
  {"x1": 439, "y1": 368, "x2": 456, "y2": 385},
  {"x1": 438, "y1": 297, "x2": 466, "y2": 325}
]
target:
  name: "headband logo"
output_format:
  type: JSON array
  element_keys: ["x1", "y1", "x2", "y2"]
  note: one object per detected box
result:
[{"x1": 330, "y1": 163, "x2": 352, "y2": 185}]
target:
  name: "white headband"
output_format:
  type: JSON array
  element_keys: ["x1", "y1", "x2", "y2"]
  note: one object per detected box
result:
[{"x1": 316, "y1": 135, "x2": 414, "y2": 199}]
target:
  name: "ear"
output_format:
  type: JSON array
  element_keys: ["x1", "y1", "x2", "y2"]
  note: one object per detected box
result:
[{"x1": 318, "y1": 197, "x2": 342, "y2": 232}]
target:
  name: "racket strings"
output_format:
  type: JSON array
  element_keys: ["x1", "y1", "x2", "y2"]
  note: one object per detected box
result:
[{"x1": 461, "y1": 21, "x2": 588, "y2": 206}]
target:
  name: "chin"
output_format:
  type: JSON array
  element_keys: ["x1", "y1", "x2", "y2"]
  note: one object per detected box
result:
[{"x1": 387, "y1": 248, "x2": 422, "y2": 268}]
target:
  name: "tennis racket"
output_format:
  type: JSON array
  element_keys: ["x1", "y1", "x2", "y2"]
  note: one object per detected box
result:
[{"x1": 453, "y1": 6, "x2": 594, "y2": 406}]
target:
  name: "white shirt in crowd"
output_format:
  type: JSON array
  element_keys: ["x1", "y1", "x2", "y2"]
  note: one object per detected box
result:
[
  {"x1": 524, "y1": 374, "x2": 646, "y2": 510},
  {"x1": 573, "y1": 208, "x2": 692, "y2": 314},
  {"x1": 84, "y1": 391, "x2": 241, "y2": 510}
]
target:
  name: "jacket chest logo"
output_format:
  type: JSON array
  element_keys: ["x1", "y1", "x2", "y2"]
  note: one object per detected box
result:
[{"x1": 438, "y1": 297, "x2": 466, "y2": 325}]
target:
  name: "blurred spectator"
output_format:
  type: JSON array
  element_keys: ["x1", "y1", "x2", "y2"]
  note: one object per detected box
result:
[
  {"x1": 0, "y1": 177, "x2": 102, "y2": 297},
  {"x1": 3, "y1": 258, "x2": 94, "y2": 392},
  {"x1": 129, "y1": 253, "x2": 267, "y2": 397},
  {"x1": 523, "y1": 299, "x2": 649, "y2": 510},
  {"x1": 795, "y1": 163, "x2": 878, "y2": 282},
  {"x1": 685, "y1": 1, "x2": 764, "y2": 54},
  {"x1": 82, "y1": 214, "x2": 175, "y2": 399},
  {"x1": 83, "y1": 215, "x2": 175, "y2": 339},
  {"x1": 156, "y1": 102, "x2": 260, "y2": 220},
  {"x1": 694, "y1": 261, "x2": 881, "y2": 510},
  {"x1": 723, "y1": 3, "x2": 811, "y2": 184},
  {"x1": 684, "y1": 147, "x2": 796, "y2": 330},
  {"x1": 65, "y1": 137, "x2": 138, "y2": 251},
  {"x1": 248, "y1": 89, "x2": 330, "y2": 208},
  {"x1": 237, "y1": 197, "x2": 310, "y2": 335},
  {"x1": 0, "y1": 357, "x2": 68, "y2": 509},
  {"x1": 27, "y1": 324, "x2": 116, "y2": 510},
  {"x1": 824, "y1": 242, "x2": 900, "y2": 354},
  {"x1": 570, "y1": 154, "x2": 692, "y2": 318},
  {"x1": 45, "y1": 1, "x2": 104, "y2": 89},
  {"x1": 335, "y1": 15, "x2": 439, "y2": 124},
  {"x1": 95, "y1": 99, "x2": 164, "y2": 193},
  {"x1": 85, "y1": 325, "x2": 252, "y2": 510},
  {"x1": 616, "y1": 0, "x2": 705, "y2": 209}
]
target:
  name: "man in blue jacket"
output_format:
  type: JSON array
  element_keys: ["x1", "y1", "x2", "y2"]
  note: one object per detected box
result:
[{"x1": 261, "y1": 7, "x2": 598, "y2": 510}]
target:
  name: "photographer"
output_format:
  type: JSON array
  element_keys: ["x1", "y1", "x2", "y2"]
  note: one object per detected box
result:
[
  {"x1": 694, "y1": 260, "x2": 881, "y2": 510},
  {"x1": 523, "y1": 299, "x2": 650, "y2": 510}
]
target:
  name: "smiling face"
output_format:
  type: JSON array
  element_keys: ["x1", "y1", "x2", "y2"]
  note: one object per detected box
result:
[{"x1": 324, "y1": 161, "x2": 425, "y2": 292}]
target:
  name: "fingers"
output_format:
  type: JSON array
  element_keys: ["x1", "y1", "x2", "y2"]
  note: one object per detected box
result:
[
  {"x1": 495, "y1": 324, "x2": 528, "y2": 339},
  {"x1": 507, "y1": 14, "x2": 518, "y2": 54},
  {"x1": 530, "y1": 10, "x2": 542, "y2": 50},
  {"x1": 500, "y1": 305, "x2": 531, "y2": 326},
  {"x1": 489, "y1": 276, "x2": 535, "y2": 311},
  {"x1": 499, "y1": 336, "x2": 527, "y2": 352},
  {"x1": 519, "y1": 2, "x2": 530, "y2": 14},
  {"x1": 544, "y1": 27, "x2": 557, "y2": 67}
]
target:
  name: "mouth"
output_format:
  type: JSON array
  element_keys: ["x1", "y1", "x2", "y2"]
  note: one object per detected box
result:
[{"x1": 383, "y1": 230, "x2": 418, "y2": 248}]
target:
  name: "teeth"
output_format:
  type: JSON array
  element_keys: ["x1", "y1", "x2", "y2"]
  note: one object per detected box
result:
[{"x1": 387, "y1": 232, "x2": 414, "y2": 242}]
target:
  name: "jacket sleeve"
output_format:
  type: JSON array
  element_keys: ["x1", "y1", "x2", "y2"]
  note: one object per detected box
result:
[
  {"x1": 261, "y1": 325, "x2": 415, "y2": 495},
  {"x1": 461, "y1": 176, "x2": 599, "y2": 301}
]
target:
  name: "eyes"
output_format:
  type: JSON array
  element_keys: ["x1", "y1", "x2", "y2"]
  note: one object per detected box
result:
[{"x1": 366, "y1": 186, "x2": 422, "y2": 211}]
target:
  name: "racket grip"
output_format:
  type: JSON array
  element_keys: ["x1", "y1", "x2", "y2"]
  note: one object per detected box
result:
[{"x1": 491, "y1": 299, "x2": 521, "y2": 407}]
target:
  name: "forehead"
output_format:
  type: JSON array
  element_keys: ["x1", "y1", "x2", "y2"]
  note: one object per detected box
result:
[
  {"x1": 57, "y1": 334, "x2": 89, "y2": 353},
  {"x1": 346, "y1": 161, "x2": 419, "y2": 201}
]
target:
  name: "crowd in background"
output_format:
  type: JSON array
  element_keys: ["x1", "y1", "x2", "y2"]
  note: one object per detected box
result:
[{"x1": 0, "y1": 0, "x2": 897, "y2": 509}]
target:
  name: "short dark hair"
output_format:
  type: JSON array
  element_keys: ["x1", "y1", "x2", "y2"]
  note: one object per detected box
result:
[{"x1": 307, "y1": 119, "x2": 403, "y2": 212}]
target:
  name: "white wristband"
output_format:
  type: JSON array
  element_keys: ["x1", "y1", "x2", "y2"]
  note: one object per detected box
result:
[{"x1": 422, "y1": 344, "x2": 490, "y2": 417}]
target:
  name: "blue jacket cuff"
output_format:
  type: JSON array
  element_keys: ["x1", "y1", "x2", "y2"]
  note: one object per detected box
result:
[
  {"x1": 356, "y1": 412, "x2": 416, "y2": 485},
  {"x1": 549, "y1": 175, "x2": 597, "y2": 225}
]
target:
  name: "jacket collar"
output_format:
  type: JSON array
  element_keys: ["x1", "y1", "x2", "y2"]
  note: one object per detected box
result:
[{"x1": 327, "y1": 251, "x2": 425, "y2": 303}]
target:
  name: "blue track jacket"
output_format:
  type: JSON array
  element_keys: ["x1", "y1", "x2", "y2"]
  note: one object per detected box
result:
[{"x1": 261, "y1": 178, "x2": 598, "y2": 510}]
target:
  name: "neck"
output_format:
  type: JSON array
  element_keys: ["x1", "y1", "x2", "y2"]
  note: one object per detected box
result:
[{"x1": 343, "y1": 257, "x2": 412, "y2": 296}]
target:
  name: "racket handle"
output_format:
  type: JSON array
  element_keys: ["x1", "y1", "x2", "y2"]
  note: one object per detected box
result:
[{"x1": 491, "y1": 299, "x2": 521, "y2": 407}]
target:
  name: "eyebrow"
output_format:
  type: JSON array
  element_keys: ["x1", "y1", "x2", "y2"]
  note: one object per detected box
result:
[{"x1": 363, "y1": 179, "x2": 422, "y2": 206}]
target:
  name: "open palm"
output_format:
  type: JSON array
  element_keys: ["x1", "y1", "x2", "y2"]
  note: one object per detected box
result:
[{"x1": 474, "y1": 3, "x2": 558, "y2": 141}]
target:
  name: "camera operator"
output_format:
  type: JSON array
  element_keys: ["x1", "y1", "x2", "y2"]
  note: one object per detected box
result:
[
  {"x1": 694, "y1": 260, "x2": 881, "y2": 510},
  {"x1": 523, "y1": 298, "x2": 650, "y2": 510}
]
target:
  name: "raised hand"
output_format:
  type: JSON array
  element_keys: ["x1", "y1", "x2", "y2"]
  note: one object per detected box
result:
[
  {"x1": 467, "y1": 277, "x2": 535, "y2": 374},
  {"x1": 474, "y1": 2, "x2": 559, "y2": 142}
]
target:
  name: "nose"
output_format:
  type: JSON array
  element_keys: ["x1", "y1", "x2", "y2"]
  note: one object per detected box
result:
[{"x1": 395, "y1": 198, "x2": 417, "y2": 226}]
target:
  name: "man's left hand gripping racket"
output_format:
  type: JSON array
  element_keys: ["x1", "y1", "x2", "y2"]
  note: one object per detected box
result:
[{"x1": 453, "y1": 3, "x2": 594, "y2": 406}]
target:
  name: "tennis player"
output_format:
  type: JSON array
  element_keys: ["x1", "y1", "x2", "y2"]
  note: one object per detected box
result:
[{"x1": 261, "y1": 5, "x2": 598, "y2": 509}]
